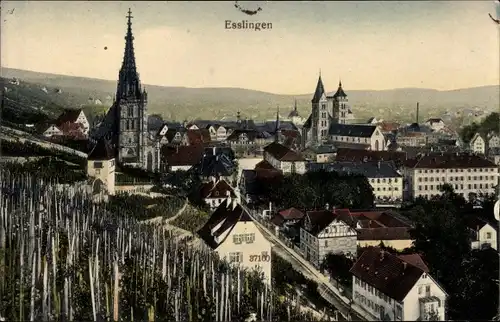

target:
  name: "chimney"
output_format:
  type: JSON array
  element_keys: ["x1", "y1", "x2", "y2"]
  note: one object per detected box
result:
[
  {"x1": 402, "y1": 262, "x2": 407, "y2": 271},
  {"x1": 213, "y1": 146, "x2": 217, "y2": 156},
  {"x1": 380, "y1": 250, "x2": 385, "y2": 261},
  {"x1": 416, "y1": 102, "x2": 420, "y2": 124},
  {"x1": 325, "y1": 203, "x2": 330, "y2": 210}
]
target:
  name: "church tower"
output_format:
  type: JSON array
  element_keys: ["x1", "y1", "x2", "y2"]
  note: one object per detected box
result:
[
  {"x1": 115, "y1": 8, "x2": 149, "y2": 168},
  {"x1": 329, "y1": 80, "x2": 348, "y2": 124},
  {"x1": 311, "y1": 73, "x2": 329, "y2": 145}
]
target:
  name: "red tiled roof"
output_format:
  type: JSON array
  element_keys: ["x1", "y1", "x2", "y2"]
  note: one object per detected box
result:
[
  {"x1": 271, "y1": 214, "x2": 285, "y2": 226},
  {"x1": 397, "y1": 254, "x2": 429, "y2": 273},
  {"x1": 161, "y1": 144, "x2": 205, "y2": 167},
  {"x1": 186, "y1": 129, "x2": 211, "y2": 145},
  {"x1": 280, "y1": 129, "x2": 300, "y2": 139},
  {"x1": 350, "y1": 247, "x2": 425, "y2": 302},
  {"x1": 264, "y1": 142, "x2": 305, "y2": 162},
  {"x1": 279, "y1": 207, "x2": 305, "y2": 220},
  {"x1": 255, "y1": 160, "x2": 275, "y2": 170},
  {"x1": 403, "y1": 153, "x2": 497, "y2": 169},
  {"x1": 200, "y1": 179, "x2": 235, "y2": 199},
  {"x1": 335, "y1": 148, "x2": 407, "y2": 163},
  {"x1": 379, "y1": 122, "x2": 400, "y2": 132},
  {"x1": 55, "y1": 109, "x2": 83, "y2": 127}
]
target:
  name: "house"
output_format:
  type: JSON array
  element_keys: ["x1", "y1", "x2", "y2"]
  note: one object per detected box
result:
[
  {"x1": 470, "y1": 132, "x2": 487, "y2": 155},
  {"x1": 199, "y1": 178, "x2": 236, "y2": 209},
  {"x1": 55, "y1": 109, "x2": 90, "y2": 136},
  {"x1": 424, "y1": 118, "x2": 446, "y2": 132},
  {"x1": 309, "y1": 161, "x2": 403, "y2": 206},
  {"x1": 226, "y1": 129, "x2": 274, "y2": 147},
  {"x1": 302, "y1": 145, "x2": 337, "y2": 163},
  {"x1": 271, "y1": 207, "x2": 305, "y2": 228},
  {"x1": 350, "y1": 247, "x2": 447, "y2": 321},
  {"x1": 263, "y1": 142, "x2": 307, "y2": 174},
  {"x1": 466, "y1": 217, "x2": 498, "y2": 250},
  {"x1": 192, "y1": 147, "x2": 237, "y2": 182},
  {"x1": 396, "y1": 131, "x2": 428, "y2": 147},
  {"x1": 86, "y1": 137, "x2": 116, "y2": 195},
  {"x1": 206, "y1": 124, "x2": 228, "y2": 142},
  {"x1": 487, "y1": 132, "x2": 500, "y2": 150},
  {"x1": 402, "y1": 153, "x2": 498, "y2": 200},
  {"x1": 42, "y1": 125, "x2": 63, "y2": 137},
  {"x1": 329, "y1": 124, "x2": 386, "y2": 151},
  {"x1": 186, "y1": 129, "x2": 211, "y2": 146},
  {"x1": 300, "y1": 209, "x2": 358, "y2": 267},
  {"x1": 197, "y1": 198, "x2": 272, "y2": 284},
  {"x1": 334, "y1": 209, "x2": 413, "y2": 250},
  {"x1": 335, "y1": 148, "x2": 408, "y2": 168},
  {"x1": 160, "y1": 145, "x2": 205, "y2": 171}
]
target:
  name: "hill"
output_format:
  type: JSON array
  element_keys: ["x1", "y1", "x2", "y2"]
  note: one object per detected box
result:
[{"x1": 2, "y1": 67, "x2": 498, "y2": 125}]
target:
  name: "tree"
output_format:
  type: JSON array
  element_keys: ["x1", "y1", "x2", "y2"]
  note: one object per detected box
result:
[
  {"x1": 256, "y1": 170, "x2": 374, "y2": 210},
  {"x1": 460, "y1": 112, "x2": 499, "y2": 143},
  {"x1": 404, "y1": 184, "x2": 499, "y2": 320},
  {"x1": 320, "y1": 252, "x2": 355, "y2": 287}
]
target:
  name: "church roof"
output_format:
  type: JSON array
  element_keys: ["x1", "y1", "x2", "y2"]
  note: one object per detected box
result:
[
  {"x1": 88, "y1": 138, "x2": 114, "y2": 161},
  {"x1": 311, "y1": 75, "x2": 326, "y2": 103},
  {"x1": 328, "y1": 123, "x2": 377, "y2": 138},
  {"x1": 55, "y1": 109, "x2": 83, "y2": 127},
  {"x1": 332, "y1": 81, "x2": 347, "y2": 98}
]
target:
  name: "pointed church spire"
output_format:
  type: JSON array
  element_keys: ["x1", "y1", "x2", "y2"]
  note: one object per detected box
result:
[
  {"x1": 333, "y1": 79, "x2": 347, "y2": 99},
  {"x1": 294, "y1": 99, "x2": 298, "y2": 112},
  {"x1": 116, "y1": 8, "x2": 142, "y2": 100},
  {"x1": 311, "y1": 72, "x2": 325, "y2": 104}
]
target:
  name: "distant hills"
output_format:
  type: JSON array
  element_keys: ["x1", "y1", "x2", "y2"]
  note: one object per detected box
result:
[{"x1": 1, "y1": 67, "x2": 498, "y2": 125}]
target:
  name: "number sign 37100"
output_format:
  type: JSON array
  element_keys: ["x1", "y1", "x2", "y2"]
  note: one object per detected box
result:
[{"x1": 249, "y1": 253, "x2": 270, "y2": 262}]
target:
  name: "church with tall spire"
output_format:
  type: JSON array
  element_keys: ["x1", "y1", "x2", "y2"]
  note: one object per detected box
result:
[
  {"x1": 93, "y1": 9, "x2": 158, "y2": 171},
  {"x1": 301, "y1": 73, "x2": 352, "y2": 147}
]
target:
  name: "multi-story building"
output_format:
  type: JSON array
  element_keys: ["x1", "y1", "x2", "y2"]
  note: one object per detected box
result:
[
  {"x1": 334, "y1": 209, "x2": 413, "y2": 250},
  {"x1": 263, "y1": 142, "x2": 307, "y2": 174},
  {"x1": 197, "y1": 198, "x2": 272, "y2": 284},
  {"x1": 329, "y1": 124, "x2": 386, "y2": 151},
  {"x1": 402, "y1": 153, "x2": 499, "y2": 200},
  {"x1": 309, "y1": 161, "x2": 403, "y2": 206},
  {"x1": 469, "y1": 132, "x2": 487, "y2": 155},
  {"x1": 423, "y1": 118, "x2": 446, "y2": 132},
  {"x1": 350, "y1": 247, "x2": 447, "y2": 321},
  {"x1": 199, "y1": 178, "x2": 237, "y2": 210},
  {"x1": 299, "y1": 210, "x2": 358, "y2": 268}
]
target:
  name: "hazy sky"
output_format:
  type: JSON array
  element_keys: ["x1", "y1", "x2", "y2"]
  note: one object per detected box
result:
[{"x1": 1, "y1": 1, "x2": 499, "y2": 94}]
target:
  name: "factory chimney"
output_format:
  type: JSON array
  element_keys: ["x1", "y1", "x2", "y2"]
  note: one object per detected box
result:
[{"x1": 416, "y1": 102, "x2": 420, "y2": 124}]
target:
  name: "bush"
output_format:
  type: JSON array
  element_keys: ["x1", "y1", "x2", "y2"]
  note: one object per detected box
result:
[
  {"x1": 170, "y1": 206, "x2": 209, "y2": 232},
  {"x1": 107, "y1": 194, "x2": 185, "y2": 221}
]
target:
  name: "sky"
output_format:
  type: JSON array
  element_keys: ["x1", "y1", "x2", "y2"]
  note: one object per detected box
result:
[{"x1": 1, "y1": 1, "x2": 499, "y2": 94}]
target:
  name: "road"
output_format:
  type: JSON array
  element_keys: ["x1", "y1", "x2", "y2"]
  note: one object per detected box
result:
[{"x1": 238, "y1": 201, "x2": 367, "y2": 321}]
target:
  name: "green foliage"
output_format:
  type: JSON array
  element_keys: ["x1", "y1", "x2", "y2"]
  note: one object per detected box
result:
[
  {"x1": 460, "y1": 112, "x2": 499, "y2": 143},
  {"x1": 169, "y1": 206, "x2": 208, "y2": 233},
  {"x1": 256, "y1": 170, "x2": 374, "y2": 209},
  {"x1": 106, "y1": 193, "x2": 185, "y2": 221},
  {"x1": 403, "y1": 185, "x2": 499, "y2": 320},
  {"x1": 164, "y1": 170, "x2": 202, "y2": 197},
  {"x1": 1, "y1": 139, "x2": 87, "y2": 167},
  {"x1": 320, "y1": 253, "x2": 355, "y2": 287},
  {"x1": 2, "y1": 157, "x2": 87, "y2": 184}
]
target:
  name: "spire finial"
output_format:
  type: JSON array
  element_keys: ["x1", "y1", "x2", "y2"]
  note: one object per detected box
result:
[
  {"x1": 294, "y1": 99, "x2": 297, "y2": 111},
  {"x1": 339, "y1": 79, "x2": 342, "y2": 87},
  {"x1": 127, "y1": 8, "x2": 133, "y2": 22},
  {"x1": 319, "y1": 69, "x2": 321, "y2": 77}
]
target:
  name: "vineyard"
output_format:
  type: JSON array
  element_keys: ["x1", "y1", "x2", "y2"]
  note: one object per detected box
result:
[{"x1": 0, "y1": 170, "x2": 317, "y2": 321}]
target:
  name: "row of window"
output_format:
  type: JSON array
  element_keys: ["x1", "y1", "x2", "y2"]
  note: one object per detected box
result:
[
  {"x1": 233, "y1": 233, "x2": 255, "y2": 244},
  {"x1": 374, "y1": 186, "x2": 399, "y2": 191},
  {"x1": 417, "y1": 183, "x2": 495, "y2": 191},
  {"x1": 354, "y1": 291, "x2": 386, "y2": 316},
  {"x1": 370, "y1": 178, "x2": 400, "y2": 184},
  {"x1": 333, "y1": 136, "x2": 370, "y2": 143},
  {"x1": 418, "y1": 175, "x2": 496, "y2": 182},
  {"x1": 354, "y1": 277, "x2": 393, "y2": 304},
  {"x1": 417, "y1": 168, "x2": 496, "y2": 174}
]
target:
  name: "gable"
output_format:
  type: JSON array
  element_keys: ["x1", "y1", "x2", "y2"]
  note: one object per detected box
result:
[
  {"x1": 217, "y1": 126, "x2": 226, "y2": 133},
  {"x1": 319, "y1": 219, "x2": 356, "y2": 236},
  {"x1": 189, "y1": 125, "x2": 199, "y2": 130},
  {"x1": 159, "y1": 124, "x2": 169, "y2": 136}
]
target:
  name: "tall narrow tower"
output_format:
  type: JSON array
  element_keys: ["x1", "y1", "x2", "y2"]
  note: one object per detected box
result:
[
  {"x1": 274, "y1": 106, "x2": 281, "y2": 143},
  {"x1": 115, "y1": 8, "x2": 149, "y2": 168},
  {"x1": 330, "y1": 80, "x2": 348, "y2": 124},
  {"x1": 311, "y1": 73, "x2": 327, "y2": 145}
]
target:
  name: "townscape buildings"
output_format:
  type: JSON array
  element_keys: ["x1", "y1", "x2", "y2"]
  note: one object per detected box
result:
[{"x1": 4, "y1": 8, "x2": 499, "y2": 322}]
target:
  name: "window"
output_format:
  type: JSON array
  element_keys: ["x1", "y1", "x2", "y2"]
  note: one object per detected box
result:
[
  {"x1": 486, "y1": 232, "x2": 492, "y2": 239},
  {"x1": 229, "y1": 252, "x2": 243, "y2": 263},
  {"x1": 233, "y1": 235, "x2": 242, "y2": 244},
  {"x1": 127, "y1": 106, "x2": 133, "y2": 117},
  {"x1": 95, "y1": 169, "x2": 101, "y2": 175},
  {"x1": 324, "y1": 240, "x2": 328, "y2": 247},
  {"x1": 245, "y1": 233, "x2": 255, "y2": 243},
  {"x1": 131, "y1": 120, "x2": 135, "y2": 130},
  {"x1": 396, "y1": 306, "x2": 402, "y2": 319},
  {"x1": 425, "y1": 285, "x2": 431, "y2": 293}
]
